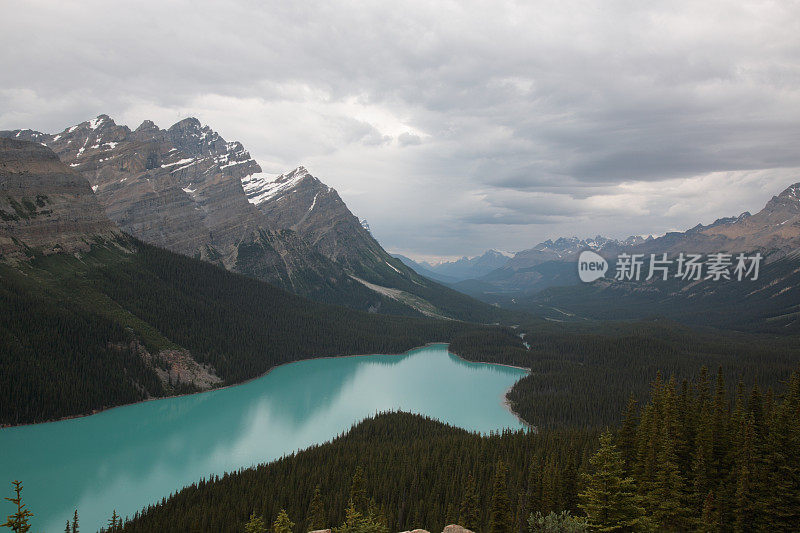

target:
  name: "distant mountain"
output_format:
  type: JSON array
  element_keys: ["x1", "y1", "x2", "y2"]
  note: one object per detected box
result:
[
  {"x1": 503, "y1": 235, "x2": 646, "y2": 269},
  {"x1": 2, "y1": 117, "x2": 513, "y2": 323},
  {"x1": 497, "y1": 181, "x2": 800, "y2": 331},
  {"x1": 445, "y1": 236, "x2": 641, "y2": 300},
  {"x1": 393, "y1": 254, "x2": 459, "y2": 283},
  {"x1": 621, "y1": 183, "x2": 800, "y2": 258},
  {"x1": 526, "y1": 247, "x2": 800, "y2": 332},
  {"x1": 449, "y1": 184, "x2": 800, "y2": 302},
  {"x1": 420, "y1": 250, "x2": 513, "y2": 281}
]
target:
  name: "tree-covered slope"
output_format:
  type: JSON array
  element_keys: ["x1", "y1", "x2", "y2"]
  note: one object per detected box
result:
[
  {"x1": 451, "y1": 319, "x2": 800, "y2": 429},
  {"x1": 0, "y1": 238, "x2": 501, "y2": 426}
]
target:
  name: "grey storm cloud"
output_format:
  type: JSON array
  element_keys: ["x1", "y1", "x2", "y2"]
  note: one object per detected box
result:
[{"x1": 2, "y1": 0, "x2": 800, "y2": 259}]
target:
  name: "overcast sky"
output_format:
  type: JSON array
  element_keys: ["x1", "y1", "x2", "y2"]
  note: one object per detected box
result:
[{"x1": 3, "y1": 0, "x2": 800, "y2": 261}]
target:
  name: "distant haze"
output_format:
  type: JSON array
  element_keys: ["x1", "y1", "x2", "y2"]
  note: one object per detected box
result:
[{"x1": 2, "y1": 0, "x2": 799, "y2": 260}]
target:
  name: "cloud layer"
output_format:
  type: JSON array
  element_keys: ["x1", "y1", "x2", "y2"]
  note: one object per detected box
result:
[{"x1": 3, "y1": 0, "x2": 799, "y2": 260}]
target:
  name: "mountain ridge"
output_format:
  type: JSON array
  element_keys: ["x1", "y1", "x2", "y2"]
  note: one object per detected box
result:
[
  {"x1": 443, "y1": 183, "x2": 800, "y2": 301},
  {"x1": 2, "y1": 116, "x2": 513, "y2": 323}
]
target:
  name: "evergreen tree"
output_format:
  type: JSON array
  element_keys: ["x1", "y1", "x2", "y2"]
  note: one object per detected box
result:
[
  {"x1": 458, "y1": 474, "x2": 480, "y2": 532},
  {"x1": 245, "y1": 511, "x2": 267, "y2": 533},
  {"x1": 2, "y1": 480, "x2": 33, "y2": 533},
  {"x1": 65, "y1": 522, "x2": 70, "y2": 533},
  {"x1": 651, "y1": 424, "x2": 691, "y2": 530},
  {"x1": 272, "y1": 509, "x2": 294, "y2": 533},
  {"x1": 350, "y1": 467, "x2": 368, "y2": 515},
  {"x1": 527, "y1": 511, "x2": 589, "y2": 532},
  {"x1": 107, "y1": 509, "x2": 121, "y2": 532},
  {"x1": 333, "y1": 500, "x2": 387, "y2": 533},
  {"x1": 72, "y1": 509, "x2": 79, "y2": 533},
  {"x1": 618, "y1": 394, "x2": 639, "y2": 472},
  {"x1": 579, "y1": 430, "x2": 645, "y2": 532},
  {"x1": 733, "y1": 415, "x2": 756, "y2": 533},
  {"x1": 488, "y1": 460, "x2": 513, "y2": 533},
  {"x1": 525, "y1": 460, "x2": 542, "y2": 517},
  {"x1": 307, "y1": 485, "x2": 326, "y2": 531},
  {"x1": 711, "y1": 367, "x2": 729, "y2": 482},
  {"x1": 692, "y1": 402, "x2": 714, "y2": 510},
  {"x1": 697, "y1": 491, "x2": 718, "y2": 533},
  {"x1": 763, "y1": 372, "x2": 800, "y2": 530}
]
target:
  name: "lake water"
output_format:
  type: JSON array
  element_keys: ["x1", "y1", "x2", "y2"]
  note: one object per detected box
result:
[{"x1": 0, "y1": 344, "x2": 527, "y2": 532}]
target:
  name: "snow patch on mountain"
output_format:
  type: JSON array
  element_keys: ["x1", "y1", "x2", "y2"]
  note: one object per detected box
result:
[{"x1": 242, "y1": 167, "x2": 309, "y2": 206}]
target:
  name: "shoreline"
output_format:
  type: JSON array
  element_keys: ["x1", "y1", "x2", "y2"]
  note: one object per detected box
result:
[
  {"x1": 444, "y1": 349, "x2": 532, "y2": 427},
  {"x1": 3, "y1": 341, "x2": 530, "y2": 430}
]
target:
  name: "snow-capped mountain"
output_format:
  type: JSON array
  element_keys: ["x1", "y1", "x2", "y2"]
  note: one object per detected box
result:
[
  {"x1": 1, "y1": 116, "x2": 508, "y2": 322},
  {"x1": 243, "y1": 165, "x2": 393, "y2": 269}
]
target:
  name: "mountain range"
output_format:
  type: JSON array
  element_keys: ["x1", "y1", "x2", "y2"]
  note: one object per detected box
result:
[
  {"x1": 2, "y1": 116, "x2": 509, "y2": 323},
  {"x1": 403, "y1": 184, "x2": 800, "y2": 304},
  {"x1": 394, "y1": 250, "x2": 512, "y2": 283},
  {"x1": 493, "y1": 182, "x2": 800, "y2": 331}
]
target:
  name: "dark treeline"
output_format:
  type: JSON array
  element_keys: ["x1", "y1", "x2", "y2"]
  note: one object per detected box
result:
[
  {"x1": 454, "y1": 319, "x2": 800, "y2": 429},
  {"x1": 0, "y1": 240, "x2": 508, "y2": 425},
  {"x1": 119, "y1": 367, "x2": 800, "y2": 532}
]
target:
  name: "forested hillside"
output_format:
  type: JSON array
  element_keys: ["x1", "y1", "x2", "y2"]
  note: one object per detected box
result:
[
  {"x1": 0, "y1": 238, "x2": 506, "y2": 426},
  {"x1": 116, "y1": 367, "x2": 800, "y2": 532},
  {"x1": 452, "y1": 320, "x2": 800, "y2": 429}
]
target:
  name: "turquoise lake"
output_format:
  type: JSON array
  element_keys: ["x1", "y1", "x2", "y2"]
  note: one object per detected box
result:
[{"x1": 0, "y1": 344, "x2": 527, "y2": 532}]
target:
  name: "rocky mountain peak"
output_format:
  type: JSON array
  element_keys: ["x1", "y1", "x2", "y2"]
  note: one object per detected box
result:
[
  {"x1": 778, "y1": 182, "x2": 800, "y2": 200},
  {"x1": 753, "y1": 182, "x2": 800, "y2": 220},
  {"x1": 3, "y1": 115, "x2": 493, "y2": 320},
  {"x1": 89, "y1": 114, "x2": 114, "y2": 130},
  {"x1": 135, "y1": 119, "x2": 159, "y2": 133},
  {"x1": 166, "y1": 118, "x2": 226, "y2": 157},
  {"x1": 9, "y1": 129, "x2": 48, "y2": 143}
]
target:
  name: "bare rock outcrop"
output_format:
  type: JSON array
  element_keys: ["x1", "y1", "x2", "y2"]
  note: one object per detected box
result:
[
  {"x1": 0, "y1": 137, "x2": 121, "y2": 261},
  {"x1": 399, "y1": 527, "x2": 474, "y2": 533},
  {"x1": 442, "y1": 526, "x2": 475, "y2": 533}
]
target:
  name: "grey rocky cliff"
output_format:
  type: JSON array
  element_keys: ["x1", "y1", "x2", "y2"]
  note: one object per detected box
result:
[
  {"x1": 244, "y1": 165, "x2": 405, "y2": 272},
  {"x1": 3, "y1": 117, "x2": 357, "y2": 297},
  {"x1": 0, "y1": 137, "x2": 121, "y2": 261}
]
